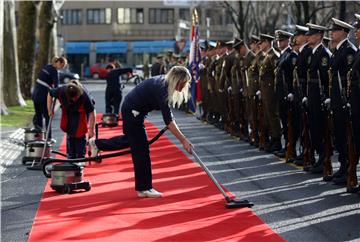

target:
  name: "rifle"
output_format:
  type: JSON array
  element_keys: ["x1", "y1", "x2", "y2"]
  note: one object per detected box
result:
[
  {"x1": 323, "y1": 70, "x2": 333, "y2": 181},
  {"x1": 302, "y1": 70, "x2": 314, "y2": 171},
  {"x1": 285, "y1": 69, "x2": 296, "y2": 162},
  {"x1": 257, "y1": 93, "x2": 266, "y2": 150},
  {"x1": 346, "y1": 71, "x2": 358, "y2": 192}
]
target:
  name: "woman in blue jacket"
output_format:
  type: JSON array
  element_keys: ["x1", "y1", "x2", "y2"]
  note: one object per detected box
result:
[
  {"x1": 32, "y1": 56, "x2": 67, "y2": 142},
  {"x1": 90, "y1": 66, "x2": 193, "y2": 198}
]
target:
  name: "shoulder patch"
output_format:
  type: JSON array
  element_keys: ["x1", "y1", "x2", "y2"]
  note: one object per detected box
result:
[
  {"x1": 321, "y1": 57, "x2": 328, "y2": 67},
  {"x1": 347, "y1": 54, "x2": 354, "y2": 65}
]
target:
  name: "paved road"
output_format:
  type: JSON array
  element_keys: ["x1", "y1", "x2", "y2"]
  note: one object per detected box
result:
[{"x1": 1, "y1": 80, "x2": 359, "y2": 242}]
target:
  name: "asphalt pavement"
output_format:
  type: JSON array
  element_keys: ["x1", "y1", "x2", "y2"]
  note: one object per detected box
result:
[{"x1": 1, "y1": 80, "x2": 359, "y2": 242}]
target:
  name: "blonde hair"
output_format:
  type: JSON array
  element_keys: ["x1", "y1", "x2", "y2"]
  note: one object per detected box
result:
[
  {"x1": 165, "y1": 65, "x2": 192, "y2": 108},
  {"x1": 51, "y1": 56, "x2": 68, "y2": 67}
]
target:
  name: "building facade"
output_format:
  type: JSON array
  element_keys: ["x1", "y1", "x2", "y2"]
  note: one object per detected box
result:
[{"x1": 58, "y1": 1, "x2": 234, "y2": 75}]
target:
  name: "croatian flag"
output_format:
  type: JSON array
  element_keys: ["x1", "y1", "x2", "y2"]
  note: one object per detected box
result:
[{"x1": 188, "y1": 9, "x2": 201, "y2": 113}]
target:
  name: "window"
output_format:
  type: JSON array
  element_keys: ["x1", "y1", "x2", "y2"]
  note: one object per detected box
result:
[
  {"x1": 117, "y1": 8, "x2": 144, "y2": 24},
  {"x1": 149, "y1": 8, "x2": 174, "y2": 24},
  {"x1": 61, "y1": 9, "x2": 82, "y2": 25},
  {"x1": 87, "y1": 8, "x2": 111, "y2": 24},
  {"x1": 179, "y1": 8, "x2": 190, "y2": 21},
  {"x1": 205, "y1": 9, "x2": 222, "y2": 25}
]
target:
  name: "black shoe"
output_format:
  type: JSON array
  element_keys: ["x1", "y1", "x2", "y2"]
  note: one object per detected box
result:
[
  {"x1": 346, "y1": 186, "x2": 360, "y2": 193},
  {"x1": 333, "y1": 165, "x2": 346, "y2": 178},
  {"x1": 296, "y1": 153, "x2": 304, "y2": 160},
  {"x1": 275, "y1": 148, "x2": 286, "y2": 158},
  {"x1": 294, "y1": 159, "x2": 304, "y2": 166},
  {"x1": 310, "y1": 164, "x2": 323, "y2": 174},
  {"x1": 333, "y1": 175, "x2": 347, "y2": 186}
]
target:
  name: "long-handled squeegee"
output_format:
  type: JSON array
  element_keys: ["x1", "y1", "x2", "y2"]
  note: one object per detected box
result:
[{"x1": 192, "y1": 149, "x2": 254, "y2": 209}]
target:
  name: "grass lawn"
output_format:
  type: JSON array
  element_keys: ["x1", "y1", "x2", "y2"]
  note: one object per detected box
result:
[{"x1": 0, "y1": 100, "x2": 34, "y2": 127}]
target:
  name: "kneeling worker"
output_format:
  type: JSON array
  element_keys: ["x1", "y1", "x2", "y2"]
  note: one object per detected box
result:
[
  {"x1": 89, "y1": 66, "x2": 193, "y2": 198},
  {"x1": 48, "y1": 80, "x2": 96, "y2": 160}
]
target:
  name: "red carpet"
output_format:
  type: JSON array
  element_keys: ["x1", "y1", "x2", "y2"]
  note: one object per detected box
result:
[{"x1": 28, "y1": 114, "x2": 284, "y2": 242}]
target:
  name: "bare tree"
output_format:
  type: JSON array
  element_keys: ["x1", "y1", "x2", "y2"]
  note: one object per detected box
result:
[
  {"x1": 3, "y1": 0, "x2": 26, "y2": 107},
  {"x1": 0, "y1": 0, "x2": 7, "y2": 114},
  {"x1": 34, "y1": 1, "x2": 54, "y2": 87},
  {"x1": 18, "y1": 1, "x2": 39, "y2": 98}
]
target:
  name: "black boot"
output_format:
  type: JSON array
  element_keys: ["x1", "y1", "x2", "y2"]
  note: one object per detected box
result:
[
  {"x1": 268, "y1": 138, "x2": 282, "y2": 153},
  {"x1": 309, "y1": 154, "x2": 325, "y2": 174}
]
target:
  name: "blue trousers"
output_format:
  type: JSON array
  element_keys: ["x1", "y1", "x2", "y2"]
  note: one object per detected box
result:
[
  {"x1": 121, "y1": 104, "x2": 151, "y2": 191},
  {"x1": 33, "y1": 100, "x2": 52, "y2": 139},
  {"x1": 66, "y1": 135, "x2": 86, "y2": 159}
]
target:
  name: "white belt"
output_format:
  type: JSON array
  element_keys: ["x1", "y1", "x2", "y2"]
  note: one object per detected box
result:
[{"x1": 36, "y1": 79, "x2": 51, "y2": 89}]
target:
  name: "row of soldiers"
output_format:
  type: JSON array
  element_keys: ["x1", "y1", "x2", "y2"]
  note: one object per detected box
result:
[{"x1": 198, "y1": 15, "x2": 360, "y2": 193}]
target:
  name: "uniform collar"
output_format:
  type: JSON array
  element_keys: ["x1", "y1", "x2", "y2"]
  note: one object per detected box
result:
[
  {"x1": 281, "y1": 46, "x2": 290, "y2": 55},
  {"x1": 299, "y1": 42, "x2": 308, "y2": 53},
  {"x1": 312, "y1": 42, "x2": 323, "y2": 54},
  {"x1": 336, "y1": 38, "x2": 348, "y2": 50}
]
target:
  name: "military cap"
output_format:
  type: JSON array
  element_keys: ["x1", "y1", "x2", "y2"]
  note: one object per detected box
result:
[
  {"x1": 352, "y1": 14, "x2": 360, "y2": 29},
  {"x1": 305, "y1": 23, "x2": 327, "y2": 36},
  {"x1": 328, "y1": 18, "x2": 354, "y2": 33},
  {"x1": 259, "y1": 34, "x2": 275, "y2": 42},
  {"x1": 208, "y1": 41, "x2": 217, "y2": 49},
  {"x1": 216, "y1": 40, "x2": 226, "y2": 48},
  {"x1": 156, "y1": 54, "x2": 163, "y2": 58},
  {"x1": 172, "y1": 53, "x2": 180, "y2": 59},
  {"x1": 275, "y1": 30, "x2": 293, "y2": 41},
  {"x1": 199, "y1": 39, "x2": 207, "y2": 50},
  {"x1": 250, "y1": 35, "x2": 260, "y2": 43},
  {"x1": 232, "y1": 38, "x2": 243, "y2": 49},
  {"x1": 294, "y1": 25, "x2": 309, "y2": 36},
  {"x1": 225, "y1": 39, "x2": 235, "y2": 46}
]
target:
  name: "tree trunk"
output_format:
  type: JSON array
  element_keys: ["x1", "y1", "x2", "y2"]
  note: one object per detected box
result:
[
  {"x1": 34, "y1": 1, "x2": 54, "y2": 88},
  {"x1": 18, "y1": 1, "x2": 38, "y2": 99},
  {"x1": 0, "y1": 0, "x2": 7, "y2": 115},
  {"x1": 3, "y1": 0, "x2": 26, "y2": 107},
  {"x1": 339, "y1": 1, "x2": 346, "y2": 21},
  {"x1": 302, "y1": 1, "x2": 310, "y2": 24}
]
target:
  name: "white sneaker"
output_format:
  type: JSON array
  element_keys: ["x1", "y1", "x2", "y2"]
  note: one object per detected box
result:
[
  {"x1": 88, "y1": 137, "x2": 98, "y2": 157},
  {"x1": 137, "y1": 188, "x2": 163, "y2": 198}
]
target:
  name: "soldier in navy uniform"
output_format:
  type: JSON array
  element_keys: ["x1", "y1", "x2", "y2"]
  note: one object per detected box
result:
[
  {"x1": 32, "y1": 56, "x2": 67, "y2": 143},
  {"x1": 349, "y1": 14, "x2": 360, "y2": 193},
  {"x1": 273, "y1": 30, "x2": 294, "y2": 158},
  {"x1": 304, "y1": 23, "x2": 331, "y2": 173},
  {"x1": 291, "y1": 25, "x2": 313, "y2": 166},
  {"x1": 286, "y1": 35, "x2": 302, "y2": 163},
  {"x1": 328, "y1": 18, "x2": 358, "y2": 185}
]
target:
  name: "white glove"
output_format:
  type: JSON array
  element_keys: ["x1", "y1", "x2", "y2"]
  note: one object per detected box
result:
[
  {"x1": 218, "y1": 89, "x2": 224, "y2": 93},
  {"x1": 199, "y1": 63, "x2": 205, "y2": 70},
  {"x1": 256, "y1": 90, "x2": 261, "y2": 100},
  {"x1": 240, "y1": 88, "x2": 243, "y2": 93},
  {"x1": 302, "y1": 97, "x2": 308, "y2": 105},
  {"x1": 287, "y1": 93, "x2": 294, "y2": 102},
  {"x1": 324, "y1": 98, "x2": 331, "y2": 110},
  {"x1": 227, "y1": 86, "x2": 232, "y2": 93}
]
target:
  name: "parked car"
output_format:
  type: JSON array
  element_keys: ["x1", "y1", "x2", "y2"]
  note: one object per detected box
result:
[
  {"x1": 133, "y1": 64, "x2": 152, "y2": 79},
  {"x1": 89, "y1": 62, "x2": 113, "y2": 79},
  {"x1": 59, "y1": 69, "x2": 80, "y2": 84}
]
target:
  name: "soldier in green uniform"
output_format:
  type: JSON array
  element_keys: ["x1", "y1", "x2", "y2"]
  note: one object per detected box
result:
[
  {"x1": 214, "y1": 41, "x2": 228, "y2": 130},
  {"x1": 248, "y1": 35, "x2": 263, "y2": 147},
  {"x1": 258, "y1": 34, "x2": 281, "y2": 153},
  {"x1": 237, "y1": 39, "x2": 256, "y2": 141}
]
